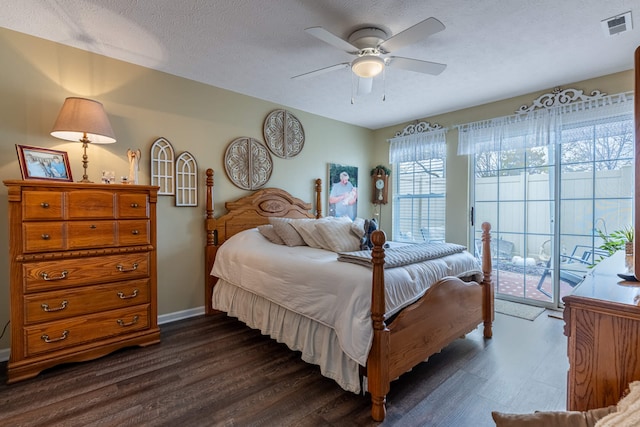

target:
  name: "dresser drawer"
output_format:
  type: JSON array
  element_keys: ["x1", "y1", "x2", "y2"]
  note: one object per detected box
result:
[
  {"x1": 22, "y1": 191, "x2": 64, "y2": 220},
  {"x1": 67, "y1": 221, "x2": 117, "y2": 249},
  {"x1": 23, "y1": 222, "x2": 65, "y2": 252},
  {"x1": 67, "y1": 190, "x2": 115, "y2": 218},
  {"x1": 119, "y1": 220, "x2": 150, "y2": 245},
  {"x1": 118, "y1": 193, "x2": 149, "y2": 218},
  {"x1": 23, "y1": 252, "x2": 150, "y2": 293},
  {"x1": 24, "y1": 305, "x2": 150, "y2": 357},
  {"x1": 24, "y1": 278, "x2": 151, "y2": 324}
]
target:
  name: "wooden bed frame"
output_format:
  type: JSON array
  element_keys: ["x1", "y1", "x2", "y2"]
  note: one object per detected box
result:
[{"x1": 203, "y1": 169, "x2": 494, "y2": 421}]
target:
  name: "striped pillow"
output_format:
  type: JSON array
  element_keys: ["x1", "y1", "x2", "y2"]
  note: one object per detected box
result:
[
  {"x1": 316, "y1": 219, "x2": 361, "y2": 252},
  {"x1": 269, "y1": 217, "x2": 307, "y2": 246},
  {"x1": 257, "y1": 224, "x2": 285, "y2": 245}
]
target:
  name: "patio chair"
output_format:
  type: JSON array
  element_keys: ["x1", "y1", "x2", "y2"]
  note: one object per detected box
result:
[
  {"x1": 535, "y1": 244, "x2": 609, "y2": 297},
  {"x1": 420, "y1": 227, "x2": 445, "y2": 244},
  {"x1": 474, "y1": 237, "x2": 514, "y2": 261}
]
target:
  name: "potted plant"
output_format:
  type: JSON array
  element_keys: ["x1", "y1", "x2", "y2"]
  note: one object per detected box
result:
[{"x1": 596, "y1": 225, "x2": 634, "y2": 256}]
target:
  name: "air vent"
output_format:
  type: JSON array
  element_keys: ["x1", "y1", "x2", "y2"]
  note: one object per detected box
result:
[{"x1": 601, "y1": 11, "x2": 633, "y2": 36}]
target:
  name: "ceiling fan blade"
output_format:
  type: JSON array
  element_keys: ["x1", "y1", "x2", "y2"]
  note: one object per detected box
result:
[
  {"x1": 304, "y1": 27, "x2": 359, "y2": 53},
  {"x1": 379, "y1": 17, "x2": 445, "y2": 53},
  {"x1": 291, "y1": 62, "x2": 350, "y2": 80},
  {"x1": 389, "y1": 57, "x2": 447, "y2": 75}
]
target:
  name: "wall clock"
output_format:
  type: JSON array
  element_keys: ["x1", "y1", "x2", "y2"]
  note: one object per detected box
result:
[{"x1": 371, "y1": 166, "x2": 389, "y2": 205}]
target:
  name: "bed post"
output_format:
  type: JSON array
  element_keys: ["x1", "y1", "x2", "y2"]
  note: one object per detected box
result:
[
  {"x1": 368, "y1": 229, "x2": 390, "y2": 422},
  {"x1": 205, "y1": 169, "x2": 217, "y2": 315},
  {"x1": 481, "y1": 222, "x2": 494, "y2": 338},
  {"x1": 314, "y1": 178, "x2": 322, "y2": 218}
]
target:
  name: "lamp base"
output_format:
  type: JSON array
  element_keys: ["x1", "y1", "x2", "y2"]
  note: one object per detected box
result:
[{"x1": 79, "y1": 137, "x2": 91, "y2": 183}]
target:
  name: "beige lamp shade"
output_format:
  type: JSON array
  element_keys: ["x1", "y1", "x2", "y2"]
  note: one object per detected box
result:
[{"x1": 50, "y1": 97, "x2": 116, "y2": 144}]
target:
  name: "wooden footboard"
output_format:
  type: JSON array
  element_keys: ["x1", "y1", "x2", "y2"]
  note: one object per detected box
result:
[{"x1": 367, "y1": 223, "x2": 493, "y2": 421}]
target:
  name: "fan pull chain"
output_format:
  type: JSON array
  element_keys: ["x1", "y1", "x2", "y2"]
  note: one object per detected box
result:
[
  {"x1": 382, "y1": 67, "x2": 386, "y2": 102},
  {"x1": 351, "y1": 71, "x2": 355, "y2": 104}
]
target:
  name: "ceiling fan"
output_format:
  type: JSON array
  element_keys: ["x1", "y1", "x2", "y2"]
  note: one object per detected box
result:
[{"x1": 292, "y1": 17, "x2": 447, "y2": 92}]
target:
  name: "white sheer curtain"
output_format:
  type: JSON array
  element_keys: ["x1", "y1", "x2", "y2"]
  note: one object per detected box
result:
[
  {"x1": 456, "y1": 91, "x2": 634, "y2": 155},
  {"x1": 388, "y1": 128, "x2": 448, "y2": 163}
]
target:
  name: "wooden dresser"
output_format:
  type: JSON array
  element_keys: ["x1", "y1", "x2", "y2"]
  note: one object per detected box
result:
[
  {"x1": 4, "y1": 180, "x2": 160, "y2": 383},
  {"x1": 563, "y1": 251, "x2": 640, "y2": 411}
]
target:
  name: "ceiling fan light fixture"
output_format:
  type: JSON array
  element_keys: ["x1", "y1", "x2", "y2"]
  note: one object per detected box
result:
[{"x1": 351, "y1": 55, "x2": 385, "y2": 78}]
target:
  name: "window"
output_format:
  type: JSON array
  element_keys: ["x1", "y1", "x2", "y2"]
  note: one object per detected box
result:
[
  {"x1": 393, "y1": 158, "x2": 446, "y2": 243},
  {"x1": 388, "y1": 122, "x2": 448, "y2": 243}
]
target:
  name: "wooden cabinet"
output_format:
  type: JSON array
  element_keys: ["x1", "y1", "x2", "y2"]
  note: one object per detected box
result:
[
  {"x1": 563, "y1": 252, "x2": 640, "y2": 411},
  {"x1": 4, "y1": 180, "x2": 160, "y2": 383}
]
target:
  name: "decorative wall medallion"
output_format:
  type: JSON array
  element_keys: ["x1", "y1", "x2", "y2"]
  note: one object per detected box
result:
[
  {"x1": 263, "y1": 109, "x2": 305, "y2": 158},
  {"x1": 224, "y1": 137, "x2": 273, "y2": 190}
]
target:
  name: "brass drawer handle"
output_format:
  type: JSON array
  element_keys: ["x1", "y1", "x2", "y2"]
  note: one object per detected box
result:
[
  {"x1": 130, "y1": 203, "x2": 139, "y2": 208},
  {"x1": 117, "y1": 289, "x2": 139, "y2": 299},
  {"x1": 40, "y1": 202, "x2": 50, "y2": 208},
  {"x1": 41, "y1": 300, "x2": 68, "y2": 312},
  {"x1": 41, "y1": 234, "x2": 50, "y2": 240},
  {"x1": 116, "y1": 263, "x2": 138, "y2": 272},
  {"x1": 131, "y1": 230, "x2": 140, "y2": 235},
  {"x1": 90, "y1": 224, "x2": 97, "y2": 229},
  {"x1": 40, "y1": 270, "x2": 68, "y2": 281},
  {"x1": 117, "y1": 315, "x2": 139, "y2": 327},
  {"x1": 41, "y1": 330, "x2": 68, "y2": 343}
]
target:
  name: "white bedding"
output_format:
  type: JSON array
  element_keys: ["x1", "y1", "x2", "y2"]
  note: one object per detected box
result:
[{"x1": 210, "y1": 228, "x2": 482, "y2": 369}]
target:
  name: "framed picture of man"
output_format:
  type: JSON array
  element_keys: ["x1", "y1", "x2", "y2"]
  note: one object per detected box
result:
[
  {"x1": 328, "y1": 163, "x2": 358, "y2": 220},
  {"x1": 16, "y1": 145, "x2": 73, "y2": 182}
]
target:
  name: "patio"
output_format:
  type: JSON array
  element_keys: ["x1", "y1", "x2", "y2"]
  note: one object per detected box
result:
[{"x1": 491, "y1": 260, "x2": 578, "y2": 302}]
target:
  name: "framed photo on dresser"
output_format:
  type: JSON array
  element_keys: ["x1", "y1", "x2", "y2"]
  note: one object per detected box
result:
[{"x1": 16, "y1": 144, "x2": 73, "y2": 182}]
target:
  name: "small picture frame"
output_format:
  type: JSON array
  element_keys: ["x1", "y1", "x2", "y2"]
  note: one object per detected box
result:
[{"x1": 16, "y1": 144, "x2": 73, "y2": 182}]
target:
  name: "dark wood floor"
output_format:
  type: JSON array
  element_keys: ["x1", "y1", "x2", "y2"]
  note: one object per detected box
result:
[{"x1": 0, "y1": 310, "x2": 568, "y2": 426}]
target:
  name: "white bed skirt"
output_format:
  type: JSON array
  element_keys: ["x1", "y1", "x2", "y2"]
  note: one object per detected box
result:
[{"x1": 212, "y1": 279, "x2": 363, "y2": 393}]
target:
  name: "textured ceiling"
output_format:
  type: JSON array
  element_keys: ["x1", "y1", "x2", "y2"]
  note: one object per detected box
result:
[{"x1": 2, "y1": 0, "x2": 639, "y2": 129}]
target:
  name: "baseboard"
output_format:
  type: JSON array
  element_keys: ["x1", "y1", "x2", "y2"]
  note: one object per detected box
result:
[
  {"x1": 0, "y1": 306, "x2": 207, "y2": 363},
  {"x1": 157, "y1": 306, "x2": 205, "y2": 325}
]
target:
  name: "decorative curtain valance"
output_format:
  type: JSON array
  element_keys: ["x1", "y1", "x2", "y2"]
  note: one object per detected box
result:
[
  {"x1": 388, "y1": 121, "x2": 448, "y2": 163},
  {"x1": 456, "y1": 89, "x2": 634, "y2": 155}
]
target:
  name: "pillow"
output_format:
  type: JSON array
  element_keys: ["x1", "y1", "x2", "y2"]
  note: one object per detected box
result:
[
  {"x1": 351, "y1": 217, "x2": 366, "y2": 239},
  {"x1": 492, "y1": 406, "x2": 616, "y2": 427},
  {"x1": 290, "y1": 218, "x2": 326, "y2": 249},
  {"x1": 595, "y1": 380, "x2": 640, "y2": 427},
  {"x1": 269, "y1": 217, "x2": 307, "y2": 247},
  {"x1": 257, "y1": 224, "x2": 285, "y2": 245},
  {"x1": 315, "y1": 218, "x2": 361, "y2": 252}
]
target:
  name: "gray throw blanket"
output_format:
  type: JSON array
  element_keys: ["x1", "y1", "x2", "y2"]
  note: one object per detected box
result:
[{"x1": 338, "y1": 242, "x2": 466, "y2": 269}]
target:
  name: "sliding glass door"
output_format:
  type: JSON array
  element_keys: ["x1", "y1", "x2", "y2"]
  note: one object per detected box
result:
[{"x1": 472, "y1": 111, "x2": 633, "y2": 307}]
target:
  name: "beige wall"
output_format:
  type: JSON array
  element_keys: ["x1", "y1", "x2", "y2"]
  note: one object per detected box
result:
[
  {"x1": 0, "y1": 28, "x2": 377, "y2": 352},
  {"x1": 372, "y1": 70, "x2": 634, "y2": 246}
]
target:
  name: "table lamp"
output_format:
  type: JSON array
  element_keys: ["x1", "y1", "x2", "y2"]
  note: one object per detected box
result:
[{"x1": 50, "y1": 97, "x2": 116, "y2": 183}]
